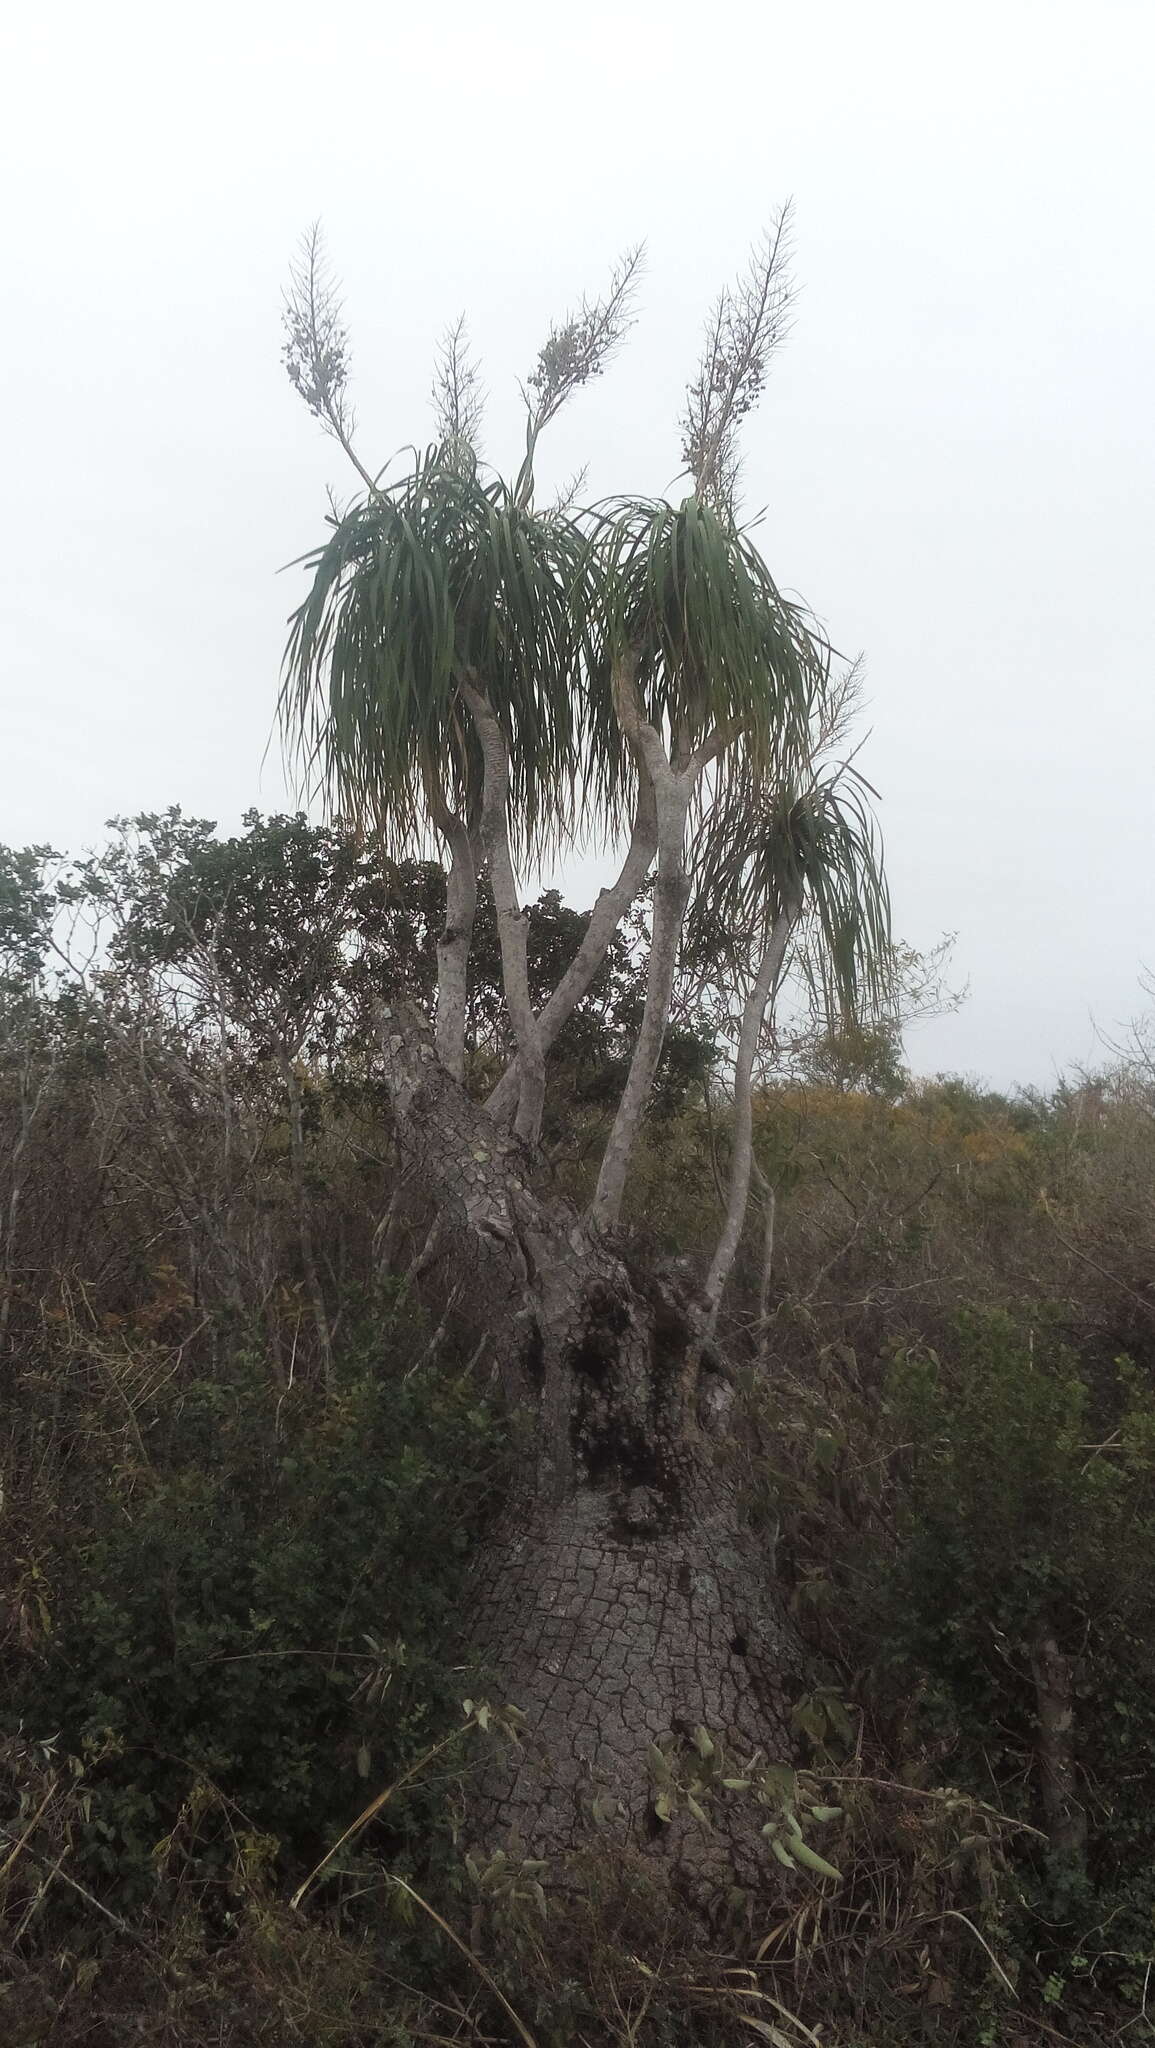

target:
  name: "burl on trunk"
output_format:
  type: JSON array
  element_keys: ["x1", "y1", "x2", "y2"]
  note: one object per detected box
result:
[{"x1": 380, "y1": 1005, "x2": 801, "y2": 1879}]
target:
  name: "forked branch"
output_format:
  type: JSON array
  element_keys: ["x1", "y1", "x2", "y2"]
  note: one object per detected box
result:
[{"x1": 485, "y1": 768, "x2": 657, "y2": 1124}]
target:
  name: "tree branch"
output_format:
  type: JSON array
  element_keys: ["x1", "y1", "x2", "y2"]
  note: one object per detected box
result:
[
  {"x1": 703, "y1": 900, "x2": 799, "y2": 1336},
  {"x1": 485, "y1": 769, "x2": 657, "y2": 1123},
  {"x1": 457, "y1": 676, "x2": 546, "y2": 1144},
  {"x1": 423, "y1": 768, "x2": 483, "y2": 1085},
  {"x1": 590, "y1": 665, "x2": 701, "y2": 1228}
]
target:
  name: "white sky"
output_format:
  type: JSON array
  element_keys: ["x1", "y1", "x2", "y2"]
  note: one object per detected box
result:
[{"x1": 3, "y1": 0, "x2": 1153, "y2": 1088}]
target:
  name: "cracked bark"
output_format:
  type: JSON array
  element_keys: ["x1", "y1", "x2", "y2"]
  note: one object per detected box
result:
[{"x1": 377, "y1": 1000, "x2": 800, "y2": 1890}]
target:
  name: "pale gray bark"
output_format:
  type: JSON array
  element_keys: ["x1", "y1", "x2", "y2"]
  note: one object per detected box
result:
[
  {"x1": 425, "y1": 775, "x2": 483, "y2": 1087},
  {"x1": 458, "y1": 676, "x2": 547, "y2": 1146},
  {"x1": 702, "y1": 904, "x2": 798, "y2": 1337},
  {"x1": 484, "y1": 774, "x2": 657, "y2": 1126},
  {"x1": 591, "y1": 665, "x2": 731, "y2": 1230},
  {"x1": 590, "y1": 782, "x2": 690, "y2": 1228}
]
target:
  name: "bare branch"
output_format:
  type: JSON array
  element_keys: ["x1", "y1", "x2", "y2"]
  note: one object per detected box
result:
[{"x1": 680, "y1": 202, "x2": 797, "y2": 515}]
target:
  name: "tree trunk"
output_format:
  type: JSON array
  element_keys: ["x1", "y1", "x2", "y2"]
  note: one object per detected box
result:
[
  {"x1": 423, "y1": 766, "x2": 483, "y2": 1087},
  {"x1": 590, "y1": 664, "x2": 739, "y2": 1231},
  {"x1": 431, "y1": 800, "x2": 482, "y2": 1088},
  {"x1": 590, "y1": 774, "x2": 691, "y2": 1229},
  {"x1": 377, "y1": 1002, "x2": 801, "y2": 1889},
  {"x1": 470, "y1": 1451, "x2": 799, "y2": 1890},
  {"x1": 702, "y1": 904, "x2": 796, "y2": 1337},
  {"x1": 458, "y1": 677, "x2": 546, "y2": 1146},
  {"x1": 1030, "y1": 1621, "x2": 1086, "y2": 1870},
  {"x1": 484, "y1": 776, "x2": 657, "y2": 1126}
]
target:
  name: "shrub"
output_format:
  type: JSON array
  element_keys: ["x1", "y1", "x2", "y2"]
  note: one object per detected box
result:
[{"x1": 1, "y1": 1318, "x2": 501, "y2": 1926}]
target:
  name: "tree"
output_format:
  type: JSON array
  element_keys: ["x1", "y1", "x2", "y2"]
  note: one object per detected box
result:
[
  {"x1": 279, "y1": 221, "x2": 890, "y2": 1882},
  {"x1": 699, "y1": 752, "x2": 890, "y2": 1340}
]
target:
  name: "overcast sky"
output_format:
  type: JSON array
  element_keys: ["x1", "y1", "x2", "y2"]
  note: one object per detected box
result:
[{"x1": 3, "y1": 0, "x2": 1153, "y2": 1088}]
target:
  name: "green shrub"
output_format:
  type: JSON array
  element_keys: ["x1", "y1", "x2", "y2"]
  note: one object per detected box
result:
[
  {"x1": 875, "y1": 1312, "x2": 1155, "y2": 2011},
  {"x1": 2, "y1": 1324, "x2": 500, "y2": 1920}
]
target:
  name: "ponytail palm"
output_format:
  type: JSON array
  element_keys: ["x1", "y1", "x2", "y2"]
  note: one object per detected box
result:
[
  {"x1": 280, "y1": 450, "x2": 591, "y2": 862},
  {"x1": 587, "y1": 495, "x2": 829, "y2": 1226},
  {"x1": 268, "y1": 218, "x2": 905, "y2": 1874},
  {"x1": 702, "y1": 761, "x2": 891, "y2": 1019},
  {"x1": 281, "y1": 449, "x2": 602, "y2": 1103},
  {"x1": 699, "y1": 760, "x2": 891, "y2": 1329},
  {"x1": 588, "y1": 496, "x2": 823, "y2": 812},
  {"x1": 278, "y1": 227, "x2": 890, "y2": 1217}
]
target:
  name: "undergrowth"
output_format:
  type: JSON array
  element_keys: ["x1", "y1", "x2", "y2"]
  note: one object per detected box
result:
[{"x1": 3, "y1": 819, "x2": 1155, "y2": 2043}]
